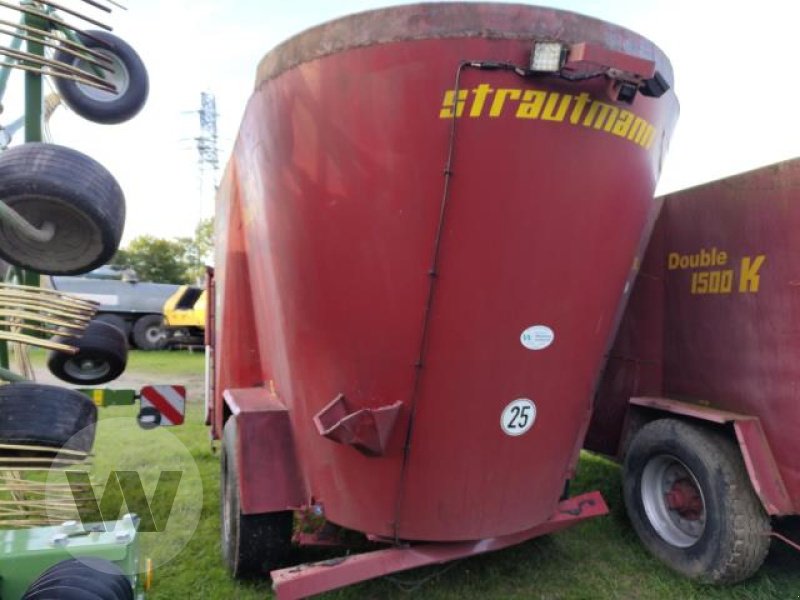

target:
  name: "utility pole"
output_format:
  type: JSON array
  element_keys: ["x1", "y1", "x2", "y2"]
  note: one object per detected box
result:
[{"x1": 195, "y1": 91, "x2": 219, "y2": 220}]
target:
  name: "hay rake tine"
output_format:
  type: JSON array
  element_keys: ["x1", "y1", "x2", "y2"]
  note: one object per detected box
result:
[
  {"x1": 0, "y1": 503, "x2": 79, "y2": 513},
  {"x1": 0, "y1": 297, "x2": 96, "y2": 318},
  {"x1": 0, "y1": 483, "x2": 92, "y2": 492},
  {"x1": 0, "y1": 444, "x2": 91, "y2": 458},
  {"x1": 0, "y1": 467, "x2": 91, "y2": 473},
  {"x1": 72, "y1": 0, "x2": 112, "y2": 13},
  {"x1": 0, "y1": 282, "x2": 98, "y2": 309},
  {"x1": 0, "y1": 495, "x2": 85, "y2": 504},
  {"x1": 0, "y1": 299, "x2": 94, "y2": 321},
  {"x1": 0, "y1": 295, "x2": 96, "y2": 319},
  {"x1": 0, "y1": 457, "x2": 87, "y2": 465},
  {"x1": 92, "y1": 0, "x2": 126, "y2": 11},
  {"x1": 39, "y1": 0, "x2": 113, "y2": 30},
  {"x1": 0, "y1": 0, "x2": 85, "y2": 29},
  {"x1": 0, "y1": 331, "x2": 76, "y2": 353},
  {"x1": 0, "y1": 1, "x2": 111, "y2": 43},
  {"x1": 0, "y1": 320, "x2": 84, "y2": 338},
  {"x1": 0, "y1": 519, "x2": 67, "y2": 526},
  {"x1": 0, "y1": 291, "x2": 96, "y2": 312},
  {"x1": 0, "y1": 19, "x2": 113, "y2": 69},
  {"x1": 0, "y1": 47, "x2": 117, "y2": 91},
  {"x1": 0, "y1": 308, "x2": 93, "y2": 330},
  {"x1": 0, "y1": 508, "x2": 79, "y2": 517}
]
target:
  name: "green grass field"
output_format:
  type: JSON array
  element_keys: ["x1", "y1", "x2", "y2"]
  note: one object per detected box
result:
[
  {"x1": 29, "y1": 347, "x2": 205, "y2": 377},
  {"x1": 77, "y1": 354, "x2": 800, "y2": 598}
]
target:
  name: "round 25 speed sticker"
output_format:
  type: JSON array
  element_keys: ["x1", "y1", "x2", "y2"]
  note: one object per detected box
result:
[{"x1": 501, "y1": 398, "x2": 537, "y2": 436}]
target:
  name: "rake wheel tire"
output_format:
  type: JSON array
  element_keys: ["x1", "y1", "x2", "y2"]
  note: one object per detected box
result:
[
  {"x1": 0, "y1": 383, "x2": 97, "y2": 453},
  {"x1": 47, "y1": 319, "x2": 128, "y2": 385},
  {"x1": 22, "y1": 557, "x2": 133, "y2": 600},
  {"x1": 54, "y1": 30, "x2": 149, "y2": 125},
  {"x1": 0, "y1": 143, "x2": 124, "y2": 275}
]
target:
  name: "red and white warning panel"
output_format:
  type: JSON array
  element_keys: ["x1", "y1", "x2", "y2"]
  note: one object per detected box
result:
[{"x1": 139, "y1": 385, "x2": 186, "y2": 428}]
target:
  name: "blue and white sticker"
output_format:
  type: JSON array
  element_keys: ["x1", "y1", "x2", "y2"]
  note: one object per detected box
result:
[
  {"x1": 520, "y1": 325, "x2": 555, "y2": 351},
  {"x1": 501, "y1": 398, "x2": 537, "y2": 436}
]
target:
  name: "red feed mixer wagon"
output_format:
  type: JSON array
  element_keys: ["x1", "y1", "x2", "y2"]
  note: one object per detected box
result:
[
  {"x1": 587, "y1": 158, "x2": 800, "y2": 584},
  {"x1": 205, "y1": 3, "x2": 679, "y2": 597}
]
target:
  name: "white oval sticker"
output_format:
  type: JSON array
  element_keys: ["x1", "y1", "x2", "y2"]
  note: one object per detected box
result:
[
  {"x1": 501, "y1": 398, "x2": 537, "y2": 436},
  {"x1": 520, "y1": 325, "x2": 555, "y2": 350}
]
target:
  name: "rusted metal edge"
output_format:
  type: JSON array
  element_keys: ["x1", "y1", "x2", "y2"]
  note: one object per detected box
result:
[{"x1": 255, "y1": 3, "x2": 675, "y2": 90}]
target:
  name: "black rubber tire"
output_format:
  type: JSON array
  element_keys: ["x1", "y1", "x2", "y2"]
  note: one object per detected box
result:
[
  {"x1": 47, "y1": 320, "x2": 128, "y2": 384},
  {"x1": 221, "y1": 418, "x2": 293, "y2": 578},
  {"x1": 23, "y1": 557, "x2": 133, "y2": 600},
  {"x1": 623, "y1": 419, "x2": 771, "y2": 584},
  {"x1": 0, "y1": 383, "x2": 96, "y2": 453},
  {"x1": 54, "y1": 30, "x2": 149, "y2": 125},
  {"x1": 0, "y1": 143, "x2": 125, "y2": 275},
  {"x1": 93, "y1": 313, "x2": 131, "y2": 338},
  {"x1": 131, "y1": 314, "x2": 167, "y2": 350},
  {"x1": 24, "y1": 587, "x2": 103, "y2": 600},
  {"x1": 23, "y1": 557, "x2": 131, "y2": 598}
]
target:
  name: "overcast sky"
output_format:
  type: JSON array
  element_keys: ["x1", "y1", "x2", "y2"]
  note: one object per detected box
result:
[{"x1": 3, "y1": 1, "x2": 799, "y2": 243}]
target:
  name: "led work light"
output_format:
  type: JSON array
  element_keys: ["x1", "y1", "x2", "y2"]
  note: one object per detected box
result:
[{"x1": 530, "y1": 42, "x2": 567, "y2": 73}]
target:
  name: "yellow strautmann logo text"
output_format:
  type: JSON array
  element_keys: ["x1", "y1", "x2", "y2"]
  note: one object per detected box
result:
[{"x1": 439, "y1": 83, "x2": 656, "y2": 149}]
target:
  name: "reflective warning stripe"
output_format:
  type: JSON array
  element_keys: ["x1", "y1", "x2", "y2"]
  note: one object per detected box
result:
[{"x1": 140, "y1": 385, "x2": 186, "y2": 426}]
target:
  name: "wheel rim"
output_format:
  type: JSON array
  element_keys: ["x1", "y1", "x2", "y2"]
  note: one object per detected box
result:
[
  {"x1": 641, "y1": 454, "x2": 706, "y2": 547},
  {"x1": 75, "y1": 49, "x2": 131, "y2": 102},
  {"x1": 146, "y1": 325, "x2": 165, "y2": 344},
  {"x1": 0, "y1": 196, "x2": 104, "y2": 274},
  {"x1": 63, "y1": 356, "x2": 111, "y2": 381}
]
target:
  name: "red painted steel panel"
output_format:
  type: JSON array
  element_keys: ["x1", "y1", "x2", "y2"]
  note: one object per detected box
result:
[
  {"x1": 216, "y1": 3, "x2": 678, "y2": 541},
  {"x1": 590, "y1": 159, "x2": 800, "y2": 515},
  {"x1": 212, "y1": 162, "x2": 263, "y2": 439}
]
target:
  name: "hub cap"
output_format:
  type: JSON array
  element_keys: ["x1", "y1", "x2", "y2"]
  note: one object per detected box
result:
[
  {"x1": 641, "y1": 454, "x2": 706, "y2": 547},
  {"x1": 64, "y1": 356, "x2": 111, "y2": 381}
]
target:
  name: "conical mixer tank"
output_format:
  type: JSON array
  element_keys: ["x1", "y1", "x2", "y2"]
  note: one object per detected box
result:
[{"x1": 213, "y1": 2, "x2": 679, "y2": 545}]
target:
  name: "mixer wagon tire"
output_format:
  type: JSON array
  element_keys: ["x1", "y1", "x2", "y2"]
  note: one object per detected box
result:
[
  {"x1": 623, "y1": 419, "x2": 770, "y2": 584},
  {"x1": 47, "y1": 320, "x2": 128, "y2": 384},
  {"x1": 22, "y1": 557, "x2": 133, "y2": 600},
  {"x1": 54, "y1": 30, "x2": 149, "y2": 124},
  {"x1": 221, "y1": 418, "x2": 293, "y2": 578},
  {"x1": 132, "y1": 314, "x2": 167, "y2": 350},
  {"x1": 0, "y1": 383, "x2": 97, "y2": 453},
  {"x1": 0, "y1": 143, "x2": 125, "y2": 275}
]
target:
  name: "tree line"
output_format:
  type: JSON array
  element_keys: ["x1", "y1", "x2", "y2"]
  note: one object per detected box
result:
[{"x1": 111, "y1": 217, "x2": 213, "y2": 284}]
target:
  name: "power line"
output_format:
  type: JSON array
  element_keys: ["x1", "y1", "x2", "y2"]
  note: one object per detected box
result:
[{"x1": 196, "y1": 91, "x2": 219, "y2": 181}]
